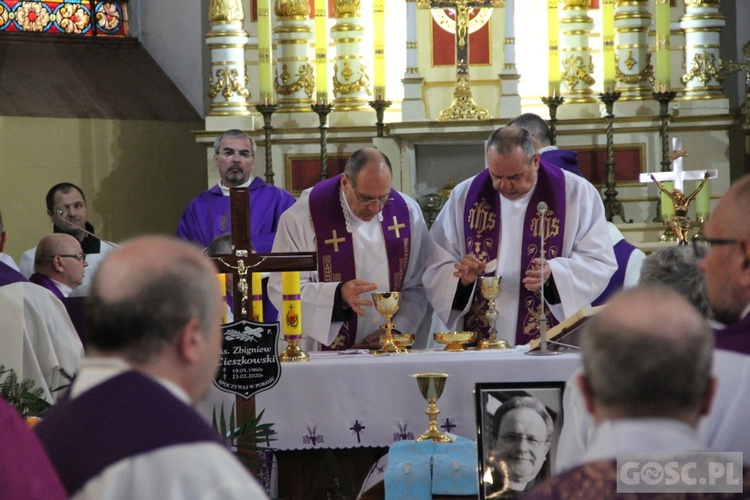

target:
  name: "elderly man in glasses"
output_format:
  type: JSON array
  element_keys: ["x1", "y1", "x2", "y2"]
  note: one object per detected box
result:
[
  {"x1": 695, "y1": 173, "x2": 750, "y2": 354},
  {"x1": 268, "y1": 147, "x2": 433, "y2": 350},
  {"x1": 29, "y1": 234, "x2": 89, "y2": 299}
]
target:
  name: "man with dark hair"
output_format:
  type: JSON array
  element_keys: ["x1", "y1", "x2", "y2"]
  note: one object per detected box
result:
[
  {"x1": 177, "y1": 129, "x2": 295, "y2": 253},
  {"x1": 269, "y1": 147, "x2": 432, "y2": 350},
  {"x1": 507, "y1": 112, "x2": 583, "y2": 177},
  {"x1": 424, "y1": 126, "x2": 615, "y2": 347},
  {"x1": 485, "y1": 396, "x2": 554, "y2": 496},
  {"x1": 35, "y1": 236, "x2": 267, "y2": 499},
  {"x1": 19, "y1": 182, "x2": 113, "y2": 295}
]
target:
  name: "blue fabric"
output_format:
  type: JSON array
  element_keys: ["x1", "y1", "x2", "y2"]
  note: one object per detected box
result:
[
  {"x1": 432, "y1": 436, "x2": 478, "y2": 496},
  {"x1": 385, "y1": 440, "x2": 433, "y2": 499},
  {"x1": 384, "y1": 436, "x2": 479, "y2": 499}
]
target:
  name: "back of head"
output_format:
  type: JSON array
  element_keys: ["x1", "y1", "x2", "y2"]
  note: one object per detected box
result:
[
  {"x1": 638, "y1": 246, "x2": 708, "y2": 318},
  {"x1": 718, "y1": 174, "x2": 750, "y2": 237},
  {"x1": 581, "y1": 286, "x2": 713, "y2": 420},
  {"x1": 507, "y1": 113, "x2": 552, "y2": 148},
  {"x1": 343, "y1": 147, "x2": 391, "y2": 184},
  {"x1": 45, "y1": 182, "x2": 86, "y2": 212},
  {"x1": 86, "y1": 236, "x2": 219, "y2": 365},
  {"x1": 207, "y1": 232, "x2": 235, "y2": 256},
  {"x1": 486, "y1": 126, "x2": 536, "y2": 161}
]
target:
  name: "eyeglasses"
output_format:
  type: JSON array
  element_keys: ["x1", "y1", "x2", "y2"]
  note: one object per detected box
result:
[
  {"x1": 499, "y1": 432, "x2": 548, "y2": 447},
  {"x1": 351, "y1": 183, "x2": 392, "y2": 207},
  {"x1": 219, "y1": 148, "x2": 253, "y2": 160},
  {"x1": 56, "y1": 254, "x2": 86, "y2": 262},
  {"x1": 692, "y1": 235, "x2": 740, "y2": 258}
]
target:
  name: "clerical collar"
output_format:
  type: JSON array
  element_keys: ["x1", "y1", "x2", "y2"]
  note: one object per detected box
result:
[
  {"x1": 538, "y1": 145, "x2": 559, "y2": 154},
  {"x1": 339, "y1": 186, "x2": 383, "y2": 233},
  {"x1": 219, "y1": 176, "x2": 253, "y2": 196},
  {"x1": 50, "y1": 278, "x2": 73, "y2": 298}
]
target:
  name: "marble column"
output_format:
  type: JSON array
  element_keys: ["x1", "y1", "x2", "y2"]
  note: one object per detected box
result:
[
  {"x1": 402, "y1": 0, "x2": 425, "y2": 121},
  {"x1": 560, "y1": 0, "x2": 596, "y2": 103},
  {"x1": 273, "y1": 0, "x2": 315, "y2": 110},
  {"x1": 499, "y1": 0, "x2": 521, "y2": 117},
  {"x1": 613, "y1": 0, "x2": 653, "y2": 99},
  {"x1": 680, "y1": 0, "x2": 725, "y2": 99},
  {"x1": 331, "y1": 0, "x2": 371, "y2": 110}
]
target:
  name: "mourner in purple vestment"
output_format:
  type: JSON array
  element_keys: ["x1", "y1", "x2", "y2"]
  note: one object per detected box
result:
[
  {"x1": 28, "y1": 233, "x2": 88, "y2": 299},
  {"x1": 176, "y1": 129, "x2": 295, "y2": 253},
  {"x1": 35, "y1": 236, "x2": 267, "y2": 499},
  {"x1": 0, "y1": 397, "x2": 67, "y2": 499},
  {"x1": 698, "y1": 174, "x2": 750, "y2": 355}
]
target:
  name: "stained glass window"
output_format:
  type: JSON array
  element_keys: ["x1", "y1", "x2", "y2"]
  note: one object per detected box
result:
[{"x1": 0, "y1": 1, "x2": 129, "y2": 36}]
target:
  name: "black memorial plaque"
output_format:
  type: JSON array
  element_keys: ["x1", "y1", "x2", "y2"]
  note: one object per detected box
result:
[{"x1": 215, "y1": 319, "x2": 281, "y2": 399}]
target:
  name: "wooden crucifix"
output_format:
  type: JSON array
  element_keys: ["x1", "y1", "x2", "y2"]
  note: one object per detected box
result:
[
  {"x1": 419, "y1": 0, "x2": 499, "y2": 120},
  {"x1": 212, "y1": 187, "x2": 316, "y2": 319}
]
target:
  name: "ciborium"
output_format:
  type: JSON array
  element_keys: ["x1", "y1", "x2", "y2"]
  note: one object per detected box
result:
[
  {"x1": 411, "y1": 373, "x2": 453, "y2": 443},
  {"x1": 477, "y1": 276, "x2": 510, "y2": 350},
  {"x1": 371, "y1": 292, "x2": 405, "y2": 354}
]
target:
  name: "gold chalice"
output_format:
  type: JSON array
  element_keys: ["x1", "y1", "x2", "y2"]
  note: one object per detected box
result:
[
  {"x1": 477, "y1": 276, "x2": 510, "y2": 350},
  {"x1": 411, "y1": 373, "x2": 453, "y2": 443},
  {"x1": 434, "y1": 331, "x2": 476, "y2": 352},
  {"x1": 371, "y1": 292, "x2": 405, "y2": 354}
]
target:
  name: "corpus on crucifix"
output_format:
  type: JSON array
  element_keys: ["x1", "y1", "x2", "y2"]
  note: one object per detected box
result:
[{"x1": 418, "y1": 0, "x2": 500, "y2": 120}]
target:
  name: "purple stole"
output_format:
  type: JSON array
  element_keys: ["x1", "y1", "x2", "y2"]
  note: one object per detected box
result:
[
  {"x1": 0, "y1": 261, "x2": 27, "y2": 286},
  {"x1": 29, "y1": 273, "x2": 65, "y2": 299},
  {"x1": 36, "y1": 371, "x2": 223, "y2": 496},
  {"x1": 592, "y1": 238, "x2": 637, "y2": 307},
  {"x1": 309, "y1": 175, "x2": 411, "y2": 349},
  {"x1": 463, "y1": 163, "x2": 566, "y2": 345},
  {"x1": 714, "y1": 313, "x2": 750, "y2": 356}
]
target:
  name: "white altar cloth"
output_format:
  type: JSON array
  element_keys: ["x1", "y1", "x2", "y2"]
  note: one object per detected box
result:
[{"x1": 255, "y1": 349, "x2": 581, "y2": 450}]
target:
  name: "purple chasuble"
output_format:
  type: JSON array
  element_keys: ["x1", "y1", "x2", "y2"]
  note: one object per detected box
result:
[
  {"x1": 36, "y1": 371, "x2": 224, "y2": 496},
  {"x1": 29, "y1": 273, "x2": 65, "y2": 299},
  {"x1": 463, "y1": 163, "x2": 566, "y2": 345},
  {"x1": 0, "y1": 261, "x2": 27, "y2": 286},
  {"x1": 309, "y1": 175, "x2": 411, "y2": 349},
  {"x1": 714, "y1": 313, "x2": 750, "y2": 356},
  {"x1": 176, "y1": 176, "x2": 295, "y2": 252},
  {"x1": 591, "y1": 238, "x2": 637, "y2": 306}
]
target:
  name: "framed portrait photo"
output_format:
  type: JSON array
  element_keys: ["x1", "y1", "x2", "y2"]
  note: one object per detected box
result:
[{"x1": 474, "y1": 382, "x2": 565, "y2": 499}]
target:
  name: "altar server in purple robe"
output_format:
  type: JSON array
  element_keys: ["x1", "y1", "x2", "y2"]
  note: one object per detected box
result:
[
  {"x1": 268, "y1": 147, "x2": 432, "y2": 350},
  {"x1": 0, "y1": 397, "x2": 67, "y2": 499},
  {"x1": 35, "y1": 236, "x2": 268, "y2": 499},
  {"x1": 177, "y1": 129, "x2": 295, "y2": 253},
  {"x1": 509, "y1": 112, "x2": 645, "y2": 306},
  {"x1": 423, "y1": 127, "x2": 616, "y2": 347},
  {"x1": 29, "y1": 233, "x2": 88, "y2": 299},
  {"x1": 699, "y1": 174, "x2": 750, "y2": 354}
]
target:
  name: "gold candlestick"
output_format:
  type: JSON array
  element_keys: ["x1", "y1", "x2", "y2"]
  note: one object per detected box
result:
[{"x1": 279, "y1": 336, "x2": 309, "y2": 362}]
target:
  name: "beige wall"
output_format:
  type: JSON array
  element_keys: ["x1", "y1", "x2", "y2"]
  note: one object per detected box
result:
[{"x1": 0, "y1": 116, "x2": 207, "y2": 261}]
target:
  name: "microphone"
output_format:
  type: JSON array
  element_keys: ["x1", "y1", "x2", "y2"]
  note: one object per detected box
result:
[
  {"x1": 56, "y1": 210, "x2": 119, "y2": 249},
  {"x1": 537, "y1": 201, "x2": 548, "y2": 215}
]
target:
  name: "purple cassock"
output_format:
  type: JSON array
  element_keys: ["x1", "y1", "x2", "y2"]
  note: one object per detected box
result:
[
  {"x1": 0, "y1": 397, "x2": 67, "y2": 499},
  {"x1": 29, "y1": 273, "x2": 65, "y2": 299},
  {"x1": 0, "y1": 260, "x2": 26, "y2": 286},
  {"x1": 714, "y1": 313, "x2": 750, "y2": 356},
  {"x1": 176, "y1": 177, "x2": 295, "y2": 252},
  {"x1": 591, "y1": 238, "x2": 638, "y2": 307},
  {"x1": 541, "y1": 148, "x2": 584, "y2": 177}
]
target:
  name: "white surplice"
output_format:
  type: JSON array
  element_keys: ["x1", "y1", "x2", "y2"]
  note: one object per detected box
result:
[
  {"x1": 423, "y1": 169, "x2": 616, "y2": 347},
  {"x1": 0, "y1": 281, "x2": 83, "y2": 402},
  {"x1": 268, "y1": 187, "x2": 432, "y2": 350}
]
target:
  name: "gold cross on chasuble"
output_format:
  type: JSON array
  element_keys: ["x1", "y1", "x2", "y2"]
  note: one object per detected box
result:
[
  {"x1": 325, "y1": 230, "x2": 346, "y2": 252},
  {"x1": 388, "y1": 216, "x2": 405, "y2": 238}
]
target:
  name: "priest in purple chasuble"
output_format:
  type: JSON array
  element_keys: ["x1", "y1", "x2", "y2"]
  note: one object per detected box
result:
[
  {"x1": 176, "y1": 129, "x2": 295, "y2": 253},
  {"x1": 268, "y1": 148, "x2": 432, "y2": 350},
  {"x1": 423, "y1": 127, "x2": 616, "y2": 347}
]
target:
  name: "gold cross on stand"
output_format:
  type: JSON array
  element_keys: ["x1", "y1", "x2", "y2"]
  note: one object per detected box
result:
[
  {"x1": 388, "y1": 216, "x2": 405, "y2": 238},
  {"x1": 418, "y1": 0, "x2": 500, "y2": 120},
  {"x1": 324, "y1": 230, "x2": 346, "y2": 252}
]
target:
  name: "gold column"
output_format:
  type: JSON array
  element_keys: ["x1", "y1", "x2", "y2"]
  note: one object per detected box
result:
[
  {"x1": 560, "y1": 0, "x2": 596, "y2": 103},
  {"x1": 273, "y1": 0, "x2": 315, "y2": 110},
  {"x1": 614, "y1": 0, "x2": 653, "y2": 100},
  {"x1": 331, "y1": 0, "x2": 372, "y2": 110},
  {"x1": 680, "y1": 0, "x2": 725, "y2": 100},
  {"x1": 206, "y1": 0, "x2": 251, "y2": 116}
]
